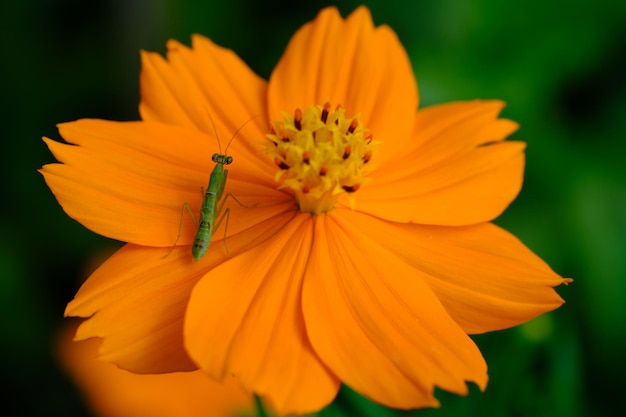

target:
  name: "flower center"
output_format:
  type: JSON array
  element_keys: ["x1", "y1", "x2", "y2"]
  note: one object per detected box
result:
[{"x1": 265, "y1": 102, "x2": 374, "y2": 215}]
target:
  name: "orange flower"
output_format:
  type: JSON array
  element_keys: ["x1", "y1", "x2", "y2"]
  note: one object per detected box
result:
[
  {"x1": 57, "y1": 323, "x2": 256, "y2": 417},
  {"x1": 41, "y1": 6, "x2": 571, "y2": 416}
]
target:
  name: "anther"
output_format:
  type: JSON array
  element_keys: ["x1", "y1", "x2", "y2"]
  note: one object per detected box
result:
[
  {"x1": 274, "y1": 157, "x2": 289, "y2": 170},
  {"x1": 302, "y1": 151, "x2": 310, "y2": 164},
  {"x1": 294, "y1": 108, "x2": 302, "y2": 131},
  {"x1": 347, "y1": 119, "x2": 358, "y2": 134},
  {"x1": 342, "y1": 184, "x2": 360, "y2": 192},
  {"x1": 319, "y1": 166, "x2": 328, "y2": 176},
  {"x1": 302, "y1": 185, "x2": 310, "y2": 194},
  {"x1": 321, "y1": 102, "x2": 330, "y2": 123},
  {"x1": 343, "y1": 145, "x2": 351, "y2": 160}
]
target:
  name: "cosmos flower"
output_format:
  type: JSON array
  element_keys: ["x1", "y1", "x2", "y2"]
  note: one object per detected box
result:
[
  {"x1": 41, "y1": 6, "x2": 571, "y2": 416},
  {"x1": 57, "y1": 323, "x2": 255, "y2": 417}
]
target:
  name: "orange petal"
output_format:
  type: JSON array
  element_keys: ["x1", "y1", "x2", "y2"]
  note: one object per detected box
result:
[
  {"x1": 57, "y1": 323, "x2": 255, "y2": 417},
  {"x1": 139, "y1": 35, "x2": 273, "y2": 186},
  {"x1": 66, "y1": 210, "x2": 297, "y2": 373},
  {"x1": 359, "y1": 100, "x2": 524, "y2": 225},
  {"x1": 140, "y1": 35, "x2": 267, "y2": 144},
  {"x1": 360, "y1": 219, "x2": 571, "y2": 333},
  {"x1": 65, "y1": 244, "x2": 207, "y2": 373},
  {"x1": 302, "y1": 209, "x2": 488, "y2": 409},
  {"x1": 185, "y1": 212, "x2": 340, "y2": 415},
  {"x1": 335, "y1": 210, "x2": 571, "y2": 334},
  {"x1": 268, "y1": 6, "x2": 417, "y2": 162},
  {"x1": 41, "y1": 119, "x2": 283, "y2": 246}
]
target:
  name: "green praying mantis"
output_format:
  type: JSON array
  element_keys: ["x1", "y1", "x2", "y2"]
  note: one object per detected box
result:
[{"x1": 171, "y1": 115, "x2": 258, "y2": 260}]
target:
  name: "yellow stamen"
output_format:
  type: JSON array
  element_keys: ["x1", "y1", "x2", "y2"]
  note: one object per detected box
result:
[{"x1": 265, "y1": 102, "x2": 375, "y2": 214}]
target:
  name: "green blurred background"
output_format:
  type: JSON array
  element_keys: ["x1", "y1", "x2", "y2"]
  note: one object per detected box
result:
[{"x1": 1, "y1": 0, "x2": 624, "y2": 416}]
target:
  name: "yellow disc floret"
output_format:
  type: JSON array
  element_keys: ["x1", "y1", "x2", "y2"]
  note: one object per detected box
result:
[{"x1": 265, "y1": 102, "x2": 374, "y2": 214}]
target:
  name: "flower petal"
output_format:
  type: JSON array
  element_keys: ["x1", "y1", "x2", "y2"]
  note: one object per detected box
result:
[
  {"x1": 268, "y1": 6, "x2": 417, "y2": 162},
  {"x1": 358, "y1": 100, "x2": 524, "y2": 225},
  {"x1": 140, "y1": 34, "x2": 274, "y2": 189},
  {"x1": 66, "y1": 244, "x2": 205, "y2": 373},
  {"x1": 41, "y1": 119, "x2": 284, "y2": 246},
  {"x1": 57, "y1": 324, "x2": 255, "y2": 417},
  {"x1": 185, "y1": 213, "x2": 340, "y2": 415},
  {"x1": 66, "y1": 210, "x2": 296, "y2": 374},
  {"x1": 302, "y1": 209, "x2": 488, "y2": 409},
  {"x1": 351, "y1": 215, "x2": 570, "y2": 333},
  {"x1": 140, "y1": 34, "x2": 267, "y2": 147}
]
